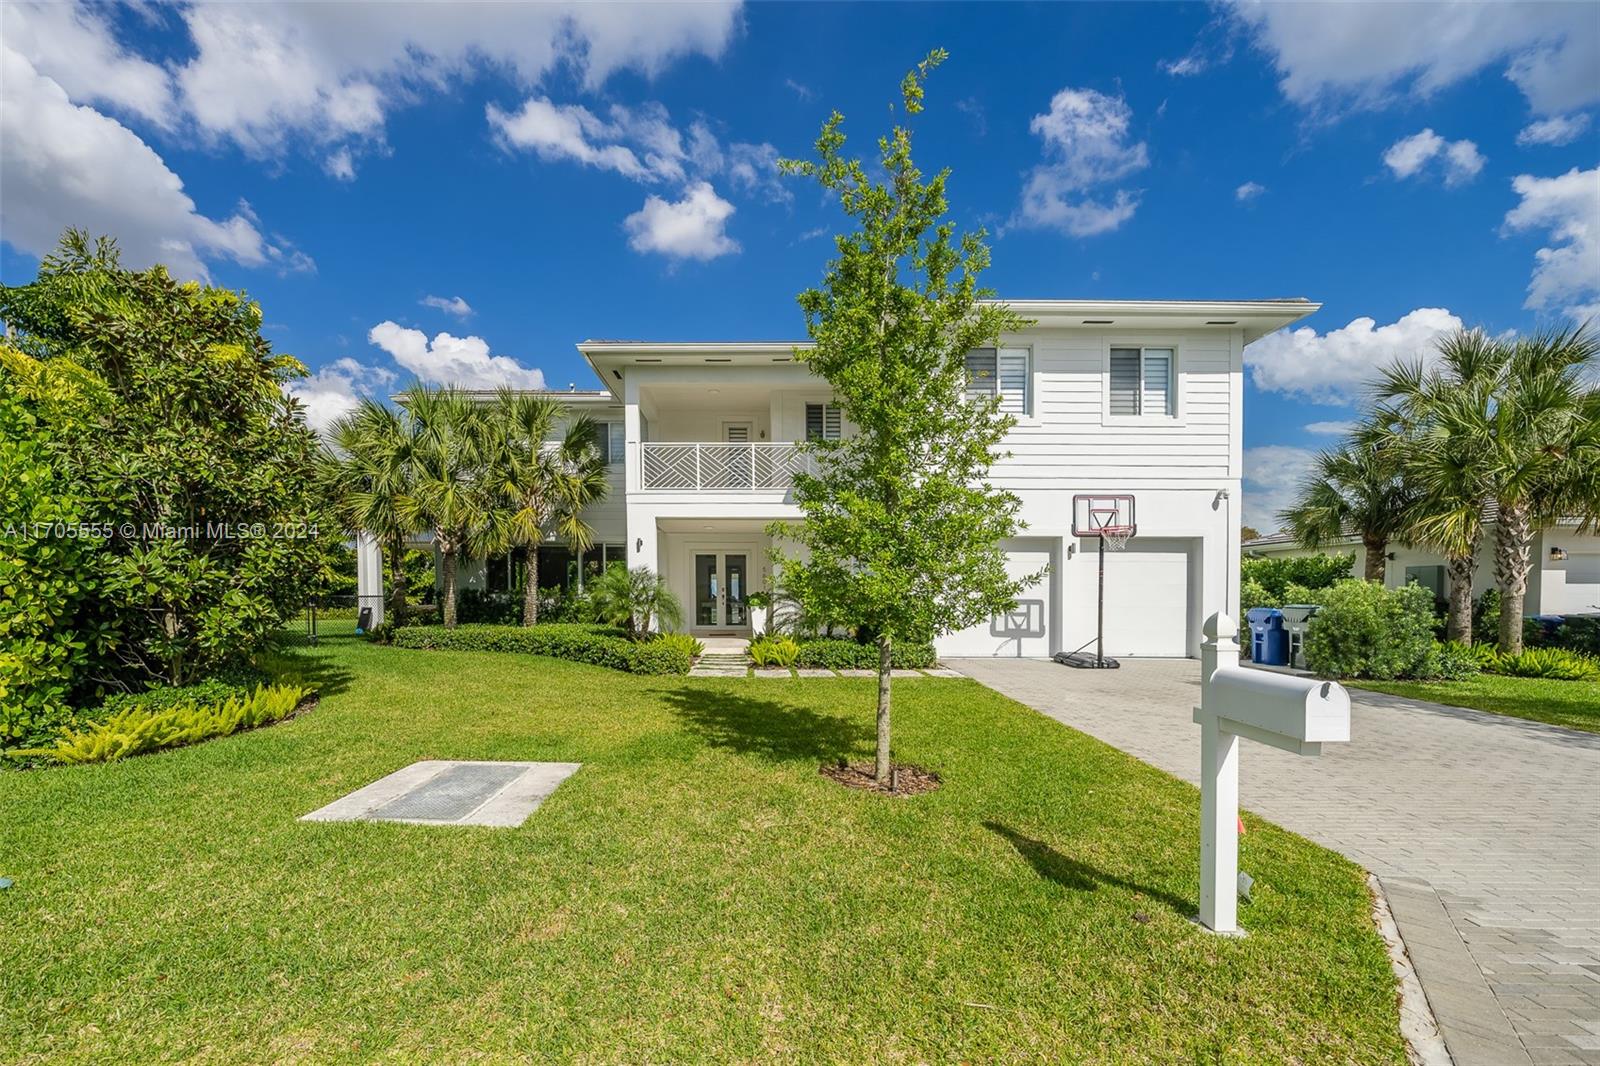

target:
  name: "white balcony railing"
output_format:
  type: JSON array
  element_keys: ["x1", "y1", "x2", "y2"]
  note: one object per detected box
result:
[{"x1": 639, "y1": 442, "x2": 815, "y2": 491}]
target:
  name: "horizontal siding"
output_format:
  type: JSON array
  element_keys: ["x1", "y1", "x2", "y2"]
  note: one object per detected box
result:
[{"x1": 993, "y1": 328, "x2": 1237, "y2": 485}]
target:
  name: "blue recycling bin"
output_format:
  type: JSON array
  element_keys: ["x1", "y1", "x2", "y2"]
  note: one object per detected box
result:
[{"x1": 1245, "y1": 607, "x2": 1289, "y2": 666}]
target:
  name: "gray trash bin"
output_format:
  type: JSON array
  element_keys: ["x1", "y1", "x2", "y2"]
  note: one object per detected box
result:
[{"x1": 1279, "y1": 604, "x2": 1321, "y2": 669}]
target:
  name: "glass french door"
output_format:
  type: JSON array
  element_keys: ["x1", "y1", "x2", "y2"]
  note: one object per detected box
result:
[{"x1": 693, "y1": 552, "x2": 749, "y2": 629}]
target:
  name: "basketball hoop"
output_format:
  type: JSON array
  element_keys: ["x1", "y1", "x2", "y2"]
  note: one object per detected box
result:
[{"x1": 1100, "y1": 525, "x2": 1134, "y2": 552}]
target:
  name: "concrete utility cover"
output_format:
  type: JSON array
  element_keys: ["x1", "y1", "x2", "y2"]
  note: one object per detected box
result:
[{"x1": 301, "y1": 760, "x2": 581, "y2": 828}]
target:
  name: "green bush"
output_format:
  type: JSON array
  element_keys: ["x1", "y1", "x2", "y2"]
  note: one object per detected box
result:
[
  {"x1": 1485, "y1": 647, "x2": 1600, "y2": 682},
  {"x1": 749, "y1": 636, "x2": 800, "y2": 668},
  {"x1": 1428, "y1": 641, "x2": 1485, "y2": 680},
  {"x1": 1472, "y1": 588, "x2": 1501, "y2": 645},
  {"x1": 392, "y1": 624, "x2": 691, "y2": 675},
  {"x1": 97, "y1": 674, "x2": 263, "y2": 718},
  {"x1": 21, "y1": 683, "x2": 311, "y2": 765},
  {"x1": 649, "y1": 632, "x2": 704, "y2": 660},
  {"x1": 793, "y1": 639, "x2": 937, "y2": 670},
  {"x1": 1240, "y1": 577, "x2": 1275, "y2": 613},
  {"x1": 1526, "y1": 614, "x2": 1600, "y2": 656},
  {"x1": 1302, "y1": 580, "x2": 1439, "y2": 680},
  {"x1": 1241, "y1": 554, "x2": 1353, "y2": 602},
  {"x1": 458, "y1": 589, "x2": 520, "y2": 625}
]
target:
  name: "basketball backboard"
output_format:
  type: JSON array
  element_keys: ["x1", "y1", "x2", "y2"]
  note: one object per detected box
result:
[{"x1": 1072, "y1": 494, "x2": 1136, "y2": 538}]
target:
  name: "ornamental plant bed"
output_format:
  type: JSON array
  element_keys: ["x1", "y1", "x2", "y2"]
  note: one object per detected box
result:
[{"x1": 820, "y1": 759, "x2": 942, "y2": 796}]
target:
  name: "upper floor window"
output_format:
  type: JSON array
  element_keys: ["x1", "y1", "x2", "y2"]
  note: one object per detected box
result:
[
  {"x1": 590, "y1": 421, "x2": 625, "y2": 464},
  {"x1": 1109, "y1": 347, "x2": 1174, "y2": 417},
  {"x1": 965, "y1": 348, "x2": 1031, "y2": 414},
  {"x1": 805, "y1": 403, "x2": 842, "y2": 441}
]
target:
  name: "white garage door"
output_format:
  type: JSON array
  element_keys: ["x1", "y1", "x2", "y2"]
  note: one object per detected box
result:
[
  {"x1": 937, "y1": 541, "x2": 1054, "y2": 657},
  {"x1": 1091, "y1": 538, "x2": 1192, "y2": 657}
]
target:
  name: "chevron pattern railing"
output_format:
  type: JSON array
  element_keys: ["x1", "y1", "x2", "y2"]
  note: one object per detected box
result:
[{"x1": 639, "y1": 442, "x2": 814, "y2": 490}]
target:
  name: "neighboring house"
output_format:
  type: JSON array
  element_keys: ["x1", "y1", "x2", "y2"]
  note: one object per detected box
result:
[
  {"x1": 359, "y1": 299, "x2": 1319, "y2": 657},
  {"x1": 1243, "y1": 517, "x2": 1600, "y2": 617}
]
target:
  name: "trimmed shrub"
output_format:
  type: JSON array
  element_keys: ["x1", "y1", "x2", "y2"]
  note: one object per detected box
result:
[
  {"x1": 392, "y1": 624, "x2": 692, "y2": 675},
  {"x1": 793, "y1": 639, "x2": 937, "y2": 670},
  {"x1": 749, "y1": 636, "x2": 800, "y2": 668},
  {"x1": 1302, "y1": 580, "x2": 1438, "y2": 680},
  {"x1": 1485, "y1": 647, "x2": 1600, "y2": 682},
  {"x1": 21, "y1": 683, "x2": 311, "y2": 765}
]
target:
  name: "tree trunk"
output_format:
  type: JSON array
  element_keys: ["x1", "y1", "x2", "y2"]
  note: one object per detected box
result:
[
  {"x1": 442, "y1": 548, "x2": 458, "y2": 628},
  {"x1": 1362, "y1": 536, "x2": 1388, "y2": 582},
  {"x1": 1445, "y1": 551, "x2": 1475, "y2": 644},
  {"x1": 875, "y1": 634, "x2": 892, "y2": 785},
  {"x1": 1495, "y1": 502, "x2": 1533, "y2": 654},
  {"x1": 388, "y1": 535, "x2": 408, "y2": 623},
  {"x1": 521, "y1": 544, "x2": 539, "y2": 626}
]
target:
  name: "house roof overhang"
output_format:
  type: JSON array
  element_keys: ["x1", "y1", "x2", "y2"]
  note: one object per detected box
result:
[{"x1": 576, "y1": 298, "x2": 1321, "y2": 398}]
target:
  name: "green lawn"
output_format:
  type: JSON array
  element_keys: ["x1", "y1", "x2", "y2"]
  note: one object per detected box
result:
[
  {"x1": 1350, "y1": 674, "x2": 1600, "y2": 733},
  {"x1": 1, "y1": 632, "x2": 1404, "y2": 1063}
]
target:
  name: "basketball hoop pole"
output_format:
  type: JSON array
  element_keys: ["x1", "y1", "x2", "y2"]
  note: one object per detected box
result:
[{"x1": 1096, "y1": 533, "x2": 1107, "y2": 667}]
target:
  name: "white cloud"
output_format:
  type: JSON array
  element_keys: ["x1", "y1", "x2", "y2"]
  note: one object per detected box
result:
[
  {"x1": 1014, "y1": 88, "x2": 1149, "y2": 237},
  {"x1": 324, "y1": 147, "x2": 356, "y2": 182},
  {"x1": 368, "y1": 322, "x2": 547, "y2": 390},
  {"x1": 285, "y1": 357, "x2": 396, "y2": 434},
  {"x1": 785, "y1": 78, "x2": 814, "y2": 100},
  {"x1": 1162, "y1": 55, "x2": 1206, "y2": 77},
  {"x1": 488, "y1": 97, "x2": 786, "y2": 205},
  {"x1": 420, "y1": 295, "x2": 473, "y2": 318},
  {"x1": 1235, "y1": 181, "x2": 1266, "y2": 202},
  {"x1": 1503, "y1": 166, "x2": 1600, "y2": 321},
  {"x1": 1517, "y1": 114, "x2": 1591, "y2": 148},
  {"x1": 1244, "y1": 308, "x2": 1464, "y2": 404},
  {"x1": 1228, "y1": 2, "x2": 1599, "y2": 117},
  {"x1": 170, "y1": 3, "x2": 740, "y2": 159},
  {"x1": 0, "y1": 44, "x2": 293, "y2": 282},
  {"x1": 1382, "y1": 129, "x2": 1484, "y2": 186},
  {"x1": 1243, "y1": 445, "x2": 1319, "y2": 533},
  {"x1": 1305, "y1": 420, "x2": 1357, "y2": 436},
  {"x1": 0, "y1": 2, "x2": 176, "y2": 129},
  {"x1": 623, "y1": 182, "x2": 739, "y2": 261}
]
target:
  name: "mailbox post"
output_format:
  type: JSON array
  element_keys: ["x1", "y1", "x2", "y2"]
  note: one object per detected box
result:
[{"x1": 1193, "y1": 612, "x2": 1351, "y2": 934}]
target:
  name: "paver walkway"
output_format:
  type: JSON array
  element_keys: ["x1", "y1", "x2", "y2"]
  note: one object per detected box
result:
[{"x1": 951, "y1": 657, "x2": 1600, "y2": 1066}]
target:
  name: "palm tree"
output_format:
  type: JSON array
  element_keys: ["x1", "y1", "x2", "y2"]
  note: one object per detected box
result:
[
  {"x1": 1363, "y1": 329, "x2": 1500, "y2": 643},
  {"x1": 324, "y1": 398, "x2": 420, "y2": 622},
  {"x1": 483, "y1": 389, "x2": 610, "y2": 625},
  {"x1": 1369, "y1": 323, "x2": 1599, "y2": 652},
  {"x1": 1279, "y1": 435, "x2": 1414, "y2": 583},
  {"x1": 589, "y1": 564, "x2": 682, "y2": 638},
  {"x1": 395, "y1": 386, "x2": 502, "y2": 628}
]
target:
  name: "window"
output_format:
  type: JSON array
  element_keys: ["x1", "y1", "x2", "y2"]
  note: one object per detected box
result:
[
  {"x1": 965, "y1": 348, "x2": 1031, "y2": 413},
  {"x1": 486, "y1": 553, "x2": 511, "y2": 593},
  {"x1": 1404, "y1": 565, "x2": 1446, "y2": 610},
  {"x1": 805, "y1": 402, "x2": 842, "y2": 441},
  {"x1": 590, "y1": 421, "x2": 625, "y2": 464},
  {"x1": 1109, "y1": 347, "x2": 1175, "y2": 417}
]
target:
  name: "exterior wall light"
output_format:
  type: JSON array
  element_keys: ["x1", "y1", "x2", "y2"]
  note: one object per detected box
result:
[{"x1": 1550, "y1": 546, "x2": 1568, "y2": 562}]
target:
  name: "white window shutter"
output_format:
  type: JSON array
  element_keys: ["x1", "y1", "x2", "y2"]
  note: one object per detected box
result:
[
  {"x1": 997, "y1": 349, "x2": 1029, "y2": 414},
  {"x1": 823, "y1": 404, "x2": 841, "y2": 439},
  {"x1": 965, "y1": 349, "x2": 998, "y2": 401},
  {"x1": 1142, "y1": 349, "x2": 1173, "y2": 416},
  {"x1": 1109, "y1": 349, "x2": 1141, "y2": 415},
  {"x1": 607, "y1": 422, "x2": 625, "y2": 463}
]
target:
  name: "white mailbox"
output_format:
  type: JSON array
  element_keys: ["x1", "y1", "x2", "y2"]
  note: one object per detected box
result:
[{"x1": 1192, "y1": 612, "x2": 1351, "y2": 934}]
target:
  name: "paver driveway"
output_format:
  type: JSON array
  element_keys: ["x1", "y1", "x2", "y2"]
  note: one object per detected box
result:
[{"x1": 951, "y1": 657, "x2": 1600, "y2": 1066}]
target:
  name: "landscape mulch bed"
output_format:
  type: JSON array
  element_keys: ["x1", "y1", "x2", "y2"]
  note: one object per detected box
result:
[{"x1": 819, "y1": 760, "x2": 942, "y2": 796}]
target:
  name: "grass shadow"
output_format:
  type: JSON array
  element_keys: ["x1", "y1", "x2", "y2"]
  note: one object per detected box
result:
[
  {"x1": 983, "y1": 820, "x2": 1193, "y2": 917},
  {"x1": 659, "y1": 686, "x2": 864, "y2": 764},
  {"x1": 263, "y1": 633, "x2": 356, "y2": 699}
]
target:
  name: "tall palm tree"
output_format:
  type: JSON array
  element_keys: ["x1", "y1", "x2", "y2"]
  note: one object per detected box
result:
[
  {"x1": 324, "y1": 398, "x2": 420, "y2": 622},
  {"x1": 483, "y1": 389, "x2": 610, "y2": 625},
  {"x1": 1363, "y1": 329, "x2": 1501, "y2": 643},
  {"x1": 1279, "y1": 435, "x2": 1414, "y2": 582},
  {"x1": 1369, "y1": 323, "x2": 1599, "y2": 652},
  {"x1": 396, "y1": 386, "x2": 502, "y2": 628}
]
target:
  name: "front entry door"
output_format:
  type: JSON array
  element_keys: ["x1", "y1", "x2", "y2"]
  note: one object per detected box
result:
[{"x1": 693, "y1": 552, "x2": 750, "y2": 630}]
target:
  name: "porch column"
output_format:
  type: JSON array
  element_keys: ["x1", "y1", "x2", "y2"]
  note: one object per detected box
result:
[{"x1": 355, "y1": 531, "x2": 385, "y2": 628}]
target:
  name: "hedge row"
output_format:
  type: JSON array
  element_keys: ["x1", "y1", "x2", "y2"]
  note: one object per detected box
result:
[
  {"x1": 793, "y1": 638, "x2": 937, "y2": 670},
  {"x1": 392, "y1": 624, "x2": 692, "y2": 675}
]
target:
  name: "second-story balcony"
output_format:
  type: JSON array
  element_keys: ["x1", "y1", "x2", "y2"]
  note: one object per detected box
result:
[{"x1": 639, "y1": 442, "x2": 815, "y2": 491}]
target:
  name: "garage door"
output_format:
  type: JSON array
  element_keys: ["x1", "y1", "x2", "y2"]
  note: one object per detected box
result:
[
  {"x1": 1083, "y1": 538, "x2": 1192, "y2": 657},
  {"x1": 937, "y1": 541, "x2": 1054, "y2": 657}
]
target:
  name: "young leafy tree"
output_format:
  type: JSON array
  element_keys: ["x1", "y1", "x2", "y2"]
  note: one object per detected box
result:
[
  {"x1": 1279, "y1": 436, "x2": 1414, "y2": 583},
  {"x1": 483, "y1": 389, "x2": 609, "y2": 625},
  {"x1": 395, "y1": 386, "x2": 503, "y2": 628},
  {"x1": 773, "y1": 50, "x2": 1035, "y2": 785}
]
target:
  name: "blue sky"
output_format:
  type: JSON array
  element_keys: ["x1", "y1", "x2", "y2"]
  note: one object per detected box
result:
[{"x1": 2, "y1": 1, "x2": 1596, "y2": 529}]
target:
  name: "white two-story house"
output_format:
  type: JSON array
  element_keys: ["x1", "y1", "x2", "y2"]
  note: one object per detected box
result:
[{"x1": 359, "y1": 299, "x2": 1317, "y2": 658}]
